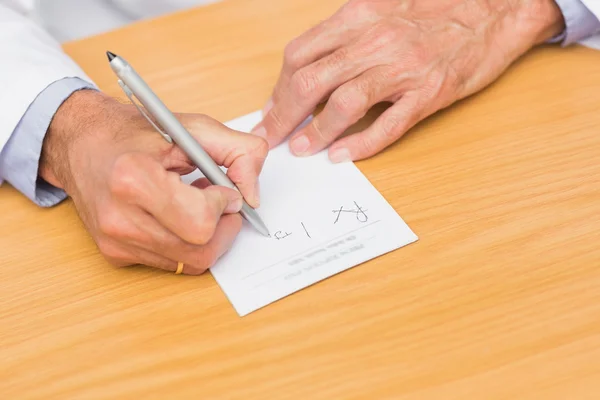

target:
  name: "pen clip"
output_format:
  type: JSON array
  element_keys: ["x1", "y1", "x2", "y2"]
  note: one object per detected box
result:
[{"x1": 118, "y1": 79, "x2": 173, "y2": 144}]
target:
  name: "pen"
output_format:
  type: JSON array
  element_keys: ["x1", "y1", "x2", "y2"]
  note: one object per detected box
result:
[{"x1": 106, "y1": 51, "x2": 270, "y2": 237}]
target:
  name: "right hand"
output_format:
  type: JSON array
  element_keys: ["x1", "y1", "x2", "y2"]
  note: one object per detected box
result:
[{"x1": 39, "y1": 90, "x2": 268, "y2": 275}]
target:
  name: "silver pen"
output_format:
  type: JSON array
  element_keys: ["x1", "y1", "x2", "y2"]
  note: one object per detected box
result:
[{"x1": 106, "y1": 51, "x2": 270, "y2": 237}]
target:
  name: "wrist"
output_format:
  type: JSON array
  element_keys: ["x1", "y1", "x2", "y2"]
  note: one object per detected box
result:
[
  {"x1": 512, "y1": 0, "x2": 566, "y2": 45},
  {"x1": 452, "y1": 0, "x2": 565, "y2": 56},
  {"x1": 39, "y1": 89, "x2": 117, "y2": 192}
]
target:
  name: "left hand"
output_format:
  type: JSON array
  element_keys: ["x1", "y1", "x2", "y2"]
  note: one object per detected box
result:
[{"x1": 252, "y1": 0, "x2": 564, "y2": 162}]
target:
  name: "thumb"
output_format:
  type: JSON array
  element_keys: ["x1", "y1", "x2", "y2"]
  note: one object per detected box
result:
[
  {"x1": 202, "y1": 185, "x2": 244, "y2": 215},
  {"x1": 176, "y1": 113, "x2": 268, "y2": 208}
]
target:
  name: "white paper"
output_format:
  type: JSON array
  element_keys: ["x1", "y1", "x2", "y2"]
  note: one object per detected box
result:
[{"x1": 183, "y1": 111, "x2": 418, "y2": 316}]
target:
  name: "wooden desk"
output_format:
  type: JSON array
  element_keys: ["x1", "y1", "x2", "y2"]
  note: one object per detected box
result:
[{"x1": 2, "y1": 0, "x2": 600, "y2": 398}]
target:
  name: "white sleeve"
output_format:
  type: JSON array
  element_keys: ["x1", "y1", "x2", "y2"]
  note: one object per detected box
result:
[
  {"x1": 0, "y1": 2, "x2": 95, "y2": 153},
  {"x1": 0, "y1": 0, "x2": 35, "y2": 15},
  {"x1": 580, "y1": 0, "x2": 600, "y2": 17},
  {"x1": 575, "y1": 0, "x2": 600, "y2": 49}
]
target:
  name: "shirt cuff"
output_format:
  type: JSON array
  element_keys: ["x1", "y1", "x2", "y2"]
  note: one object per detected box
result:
[
  {"x1": 549, "y1": 0, "x2": 600, "y2": 45},
  {"x1": 0, "y1": 77, "x2": 98, "y2": 207}
]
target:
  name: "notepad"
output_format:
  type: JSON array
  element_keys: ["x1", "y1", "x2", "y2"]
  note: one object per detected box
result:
[{"x1": 182, "y1": 111, "x2": 418, "y2": 316}]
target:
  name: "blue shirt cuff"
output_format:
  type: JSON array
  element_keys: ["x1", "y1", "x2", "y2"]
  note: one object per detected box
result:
[
  {"x1": 0, "y1": 77, "x2": 98, "y2": 207},
  {"x1": 550, "y1": 0, "x2": 600, "y2": 45}
]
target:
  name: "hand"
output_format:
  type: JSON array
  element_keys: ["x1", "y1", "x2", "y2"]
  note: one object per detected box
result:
[
  {"x1": 39, "y1": 90, "x2": 268, "y2": 275},
  {"x1": 253, "y1": 0, "x2": 565, "y2": 162}
]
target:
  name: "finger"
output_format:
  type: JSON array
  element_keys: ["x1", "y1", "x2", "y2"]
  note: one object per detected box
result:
[
  {"x1": 189, "y1": 213, "x2": 242, "y2": 273},
  {"x1": 109, "y1": 153, "x2": 242, "y2": 245},
  {"x1": 269, "y1": 16, "x2": 351, "y2": 110},
  {"x1": 327, "y1": 91, "x2": 423, "y2": 161},
  {"x1": 158, "y1": 182, "x2": 241, "y2": 245},
  {"x1": 172, "y1": 115, "x2": 268, "y2": 208},
  {"x1": 172, "y1": 213, "x2": 242, "y2": 275},
  {"x1": 130, "y1": 214, "x2": 242, "y2": 275},
  {"x1": 127, "y1": 248, "x2": 180, "y2": 273},
  {"x1": 253, "y1": 45, "x2": 373, "y2": 150},
  {"x1": 287, "y1": 66, "x2": 404, "y2": 157},
  {"x1": 96, "y1": 236, "x2": 179, "y2": 272},
  {"x1": 119, "y1": 246, "x2": 208, "y2": 276},
  {"x1": 115, "y1": 207, "x2": 242, "y2": 275},
  {"x1": 193, "y1": 178, "x2": 253, "y2": 215}
]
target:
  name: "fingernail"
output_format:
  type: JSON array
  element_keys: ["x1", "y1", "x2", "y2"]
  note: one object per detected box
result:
[
  {"x1": 226, "y1": 194, "x2": 243, "y2": 214},
  {"x1": 262, "y1": 98, "x2": 273, "y2": 116},
  {"x1": 251, "y1": 123, "x2": 267, "y2": 139},
  {"x1": 290, "y1": 135, "x2": 310, "y2": 155},
  {"x1": 329, "y1": 147, "x2": 351, "y2": 163}
]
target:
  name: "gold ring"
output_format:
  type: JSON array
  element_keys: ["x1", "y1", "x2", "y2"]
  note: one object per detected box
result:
[{"x1": 175, "y1": 261, "x2": 184, "y2": 275}]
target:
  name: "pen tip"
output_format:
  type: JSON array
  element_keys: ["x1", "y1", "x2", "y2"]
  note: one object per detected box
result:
[
  {"x1": 106, "y1": 51, "x2": 117, "y2": 62},
  {"x1": 259, "y1": 223, "x2": 270, "y2": 237}
]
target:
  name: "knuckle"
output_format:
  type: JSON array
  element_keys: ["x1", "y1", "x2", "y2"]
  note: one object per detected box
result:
[
  {"x1": 310, "y1": 118, "x2": 328, "y2": 144},
  {"x1": 267, "y1": 107, "x2": 286, "y2": 131},
  {"x1": 248, "y1": 135, "x2": 269, "y2": 158},
  {"x1": 192, "y1": 113, "x2": 212, "y2": 124},
  {"x1": 283, "y1": 39, "x2": 303, "y2": 70},
  {"x1": 290, "y1": 69, "x2": 319, "y2": 99},
  {"x1": 224, "y1": 168, "x2": 244, "y2": 189},
  {"x1": 190, "y1": 248, "x2": 218, "y2": 274},
  {"x1": 443, "y1": 64, "x2": 465, "y2": 93},
  {"x1": 182, "y1": 113, "x2": 214, "y2": 131},
  {"x1": 97, "y1": 208, "x2": 124, "y2": 238},
  {"x1": 372, "y1": 27, "x2": 399, "y2": 49},
  {"x1": 109, "y1": 154, "x2": 140, "y2": 199},
  {"x1": 148, "y1": 234, "x2": 171, "y2": 257},
  {"x1": 193, "y1": 229, "x2": 213, "y2": 247},
  {"x1": 330, "y1": 86, "x2": 368, "y2": 119},
  {"x1": 345, "y1": 0, "x2": 376, "y2": 19},
  {"x1": 326, "y1": 47, "x2": 349, "y2": 70},
  {"x1": 381, "y1": 114, "x2": 404, "y2": 140},
  {"x1": 97, "y1": 239, "x2": 128, "y2": 265},
  {"x1": 330, "y1": 91, "x2": 353, "y2": 115},
  {"x1": 193, "y1": 206, "x2": 219, "y2": 244},
  {"x1": 422, "y1": 82, "x2": 442, "y2": 107},
  {"x1": 405, "y1": 47, "x2": 430, "y2": 69},
  {"x1": 355, "y1": 134, "x2": 377, "y2": 157},
  {"x1": 428, "y1": 67, "x2": 445, "y2": 86}
]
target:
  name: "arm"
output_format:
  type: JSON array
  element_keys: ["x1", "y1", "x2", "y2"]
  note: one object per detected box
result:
[
  {"x1": 0, "y1": 4, "x2": 97, "y2": 205},
  {"x1": 0, "y1": 3, "x2": 270, "y2": 275},
  {"x1": 0, "y1": 78, "x2": 97, "y2": 206},
  {"x1": 255, "y1": 0, "x2": 600, "y2": 163}
]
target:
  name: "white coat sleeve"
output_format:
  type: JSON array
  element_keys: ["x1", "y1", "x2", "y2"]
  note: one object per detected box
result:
[
  {"x1": 580, "y1": 0, "x2": 600, "y2": 18},
  {"x1": 0, "y1": 2, "x2": 96, "y2": 154},
  {"x1": 551, "y1": 0, "x2": 600, "y2": 46},
  {"x1": 577, "y1": 0, "x2": 600, "y2": 49}
]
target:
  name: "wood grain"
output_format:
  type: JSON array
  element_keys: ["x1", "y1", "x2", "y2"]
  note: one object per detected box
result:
[{"x1": 2, "y1": 0, "x2": 600, "y2": 398}]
